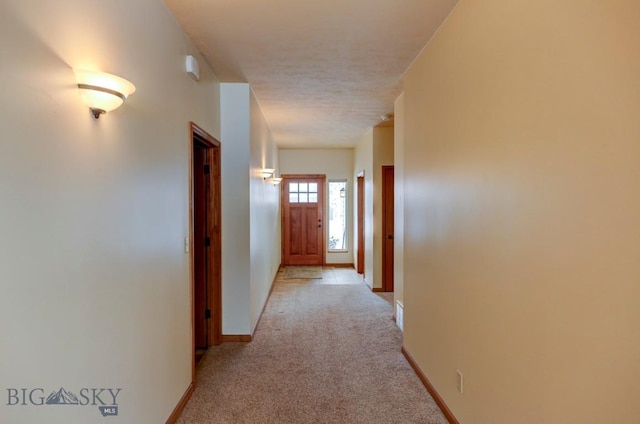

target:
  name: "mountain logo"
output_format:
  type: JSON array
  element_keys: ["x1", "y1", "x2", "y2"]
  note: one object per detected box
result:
[
  {"x1": 7, "y1": 385, "x2": 121, "y2": 417},
  {"x1": 45, "y1": 387, "x2": 80, "y2": 405}
]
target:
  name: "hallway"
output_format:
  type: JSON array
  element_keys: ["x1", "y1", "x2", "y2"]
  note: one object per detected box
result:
[{"x1": 177, "y1": 267, "x2": 446, "y2": 423}]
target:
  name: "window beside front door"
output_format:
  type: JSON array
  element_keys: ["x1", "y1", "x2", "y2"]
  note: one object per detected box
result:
[{"x1": 328, "y1": 180, "x2": 347, "y2": 251}]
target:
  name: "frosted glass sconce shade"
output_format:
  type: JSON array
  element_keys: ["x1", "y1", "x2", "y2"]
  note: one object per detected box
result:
[
  {"x1": 76, "y1": 70, "x2": 136, "y2": 118},
  {"x1": 261, "y1": 168, "x2": 275, "y2": 179}
]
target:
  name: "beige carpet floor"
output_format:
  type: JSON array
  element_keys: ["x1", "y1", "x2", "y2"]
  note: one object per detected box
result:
[{"x1": 177, "y1": 267, "x2": 447, "y2": 424}]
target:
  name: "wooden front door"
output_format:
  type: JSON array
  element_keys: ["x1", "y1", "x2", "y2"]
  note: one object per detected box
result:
[
  {"x1": 282, "y1": 175, "x2": 325, "y2": 265},
  {"x1": 382, "y1": 166, "x2": 394, "y2": 292}
]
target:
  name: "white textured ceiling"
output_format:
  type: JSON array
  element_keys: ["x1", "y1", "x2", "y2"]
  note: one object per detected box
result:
[{"x1": 165, "y1": 0, "x2": 458, "y2": 148}]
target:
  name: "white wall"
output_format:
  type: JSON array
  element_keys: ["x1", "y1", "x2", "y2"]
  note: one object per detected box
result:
[
  {"x1": 220, "y1": 84, "x2": 281, "y2": 335},
  {"x1": 279, "y1": 149, "x2": 355, "y2": 264},
  {"x1": 0, "y1": 1, "x2": 219, "y2": 423},
  {"x1": 403, "y1": 0, "x2": 640, "y2": 422},
  {"x1": 249, "y1": 91, "x2": 281, "y2": 331},
  {"x1": 220, "y1": 83, "x2": 252, "y2": 335},
  {"x1": 354, "y1": 130, "x2": 374, "y2": 286},
  {"x1": 372, "y1": 127, "x2": 394, "y2": 289},
  {"x1": 393, "y1": 93, "x2": 405, "y2": 317}
]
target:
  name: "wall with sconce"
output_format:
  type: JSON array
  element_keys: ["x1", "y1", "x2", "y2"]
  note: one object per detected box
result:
[
  {"x1": 0, "y1": 1, "x2": 221, "y2": 423},
  {"x1": 249, "y1": 91, "x2": 281, "y2": 330},
  {"x1": 218, "y1": 83, "x2": 280, "y2": 337},
  {"x1": 261, "y1": 169, "x2": 282, "y2": 185}
]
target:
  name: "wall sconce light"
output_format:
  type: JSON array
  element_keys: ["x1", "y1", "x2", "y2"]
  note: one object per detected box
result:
[
  {"x1": 76, "y1": 70, "x2": 136, "y2": 118},
  {"x1": 380, "y1": 113, "x2": 394, "y2": 122},
  {"x1": 340, "y1": 187, "x2": 346, "y2": 198},
  {"x1": 267, "y1": 177, "x2": 283, "y2": 185},
  {"x1": 261, "y1": 168, "x2": 275, "y2": 179}
]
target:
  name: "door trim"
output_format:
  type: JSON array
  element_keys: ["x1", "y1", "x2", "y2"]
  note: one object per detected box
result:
[{"x1": 189, "y1": 122, "x2": 221, "y2": 381}]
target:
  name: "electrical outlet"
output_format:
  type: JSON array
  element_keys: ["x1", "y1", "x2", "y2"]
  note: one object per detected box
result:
[
  {"x1": 456, "y1": 370, "x2": 464, "y2": 394},
  {"x1": 184, "y1": 236, "x2": 190, "y2": 254}
]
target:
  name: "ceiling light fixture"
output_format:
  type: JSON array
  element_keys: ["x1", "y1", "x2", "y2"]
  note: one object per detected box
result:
[
  {"x1": 380, "y1": 113, "x2": 394, "y2": 122},
  {"x1": 76, "y1": 70, "x2": 136, "y2": 119}
]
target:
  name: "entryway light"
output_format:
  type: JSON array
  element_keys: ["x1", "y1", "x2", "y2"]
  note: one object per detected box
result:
[
  {"x1": 267, "y1": 177, "x2": 283, "y2": 185},
  {"x1": 261, "y1": 169, "x2": 275, "y2": 179},
  {"x1": 76, "y1": 70, "x2": 136, "y2": 118}
]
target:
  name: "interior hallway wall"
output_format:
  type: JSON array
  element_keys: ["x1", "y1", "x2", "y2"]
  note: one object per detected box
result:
[
  {"x1": 393, "y1": 93, "x2": 405, "y2": 321},
  {"x1": 249, "y1": 91, "x2": 281, "y2": 331},
  {"x1": 354, "y1": 127, "x2": 395, "y2": 289},
  {"x1": 0, "y1": 1, "x2": 219, "y2": 422},
  {"x1": 372, "y1": 127, "x2": 394, "y2": 290},
  {"x1": 402, "y1": 0, "x2": 640, "y2": 422},
  {"x1": 220, "y1": 84, "x2": 281, "y2": 335},
  {"x1": 220, "y1": 83, "x2": 252, "y2": 334},
  {"x1": 354, "y1": 130, "x2": 374, "y2": 287}
]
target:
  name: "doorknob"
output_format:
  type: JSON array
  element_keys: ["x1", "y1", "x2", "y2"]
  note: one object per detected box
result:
[{"x1": 387, "y1": 235, "x2": 394, "y2": 240}]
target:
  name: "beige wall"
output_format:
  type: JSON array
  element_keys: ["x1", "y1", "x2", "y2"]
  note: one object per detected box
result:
[
  {"x1": 403, "y1": 0, "x2": 640, "y2": 423},
  {"x1": 393, "y1": 93, "x2": 405, "y2": 317},
  {"x1": 279, "y1": 149, "x2": 355, "y2": 264},
  {"x1": 373, "y1": 127, "x2": 394, "y2": 289},
  {"x1": 0, "y1": 0, "x2": 219, "y2": 422},
  {"x1": 354, "y1": 130, "x2": 374, "y2": 286}
]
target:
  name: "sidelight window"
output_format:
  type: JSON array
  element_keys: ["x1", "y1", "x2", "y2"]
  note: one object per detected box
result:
[{"x1": 328, "y1": 180, "x2": 347, "y2": 251}]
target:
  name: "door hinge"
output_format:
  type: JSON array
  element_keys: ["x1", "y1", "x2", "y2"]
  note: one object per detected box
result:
[
  {"x1": 205, "y1": 309, "x2": 211, "y2": 319},
  {"x1": 204, "y1": 164, "x2": 211, "y2": 174},
  {"x1": 204, "y1": 236, "x2": 211, "y2": 247}
]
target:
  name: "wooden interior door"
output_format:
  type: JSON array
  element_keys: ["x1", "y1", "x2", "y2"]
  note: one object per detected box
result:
[
  {"x1": 382, "y1": 166, "x2": 394, "y2": 292},
  {"x1": 356, "y1": 174, "x2": 364, "y2": 274},
  {"x1": 190, "y1": 122, "x2": 222, "y2": 375},
  {"x1": 193, "y1": 142, "x2": 208, "y2": 349},
  {"x1": 282, "y1": 175, "x2": 325, "y2": 265}
]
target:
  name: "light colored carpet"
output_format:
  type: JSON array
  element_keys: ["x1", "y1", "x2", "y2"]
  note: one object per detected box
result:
[
  {"x1": 282, "y1": 266, "x2": 323, "y2": 279},
  {"x1": 177, "y1": 270, "x2": 447, "y2": 424}
]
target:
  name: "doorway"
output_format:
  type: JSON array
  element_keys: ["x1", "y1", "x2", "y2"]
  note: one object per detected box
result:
[
  {"x1": 356, "y1": 172, "x2": 364, "y2": 274},
  {"x1": 381, "y1": 166, "x2": 394, "y2": 292},
  {"x1": 190, "y1": 122, "x2": 222, "y2": 372},
  {"x1": 282, "y1": 175, "x2": 325, "y2": 265}
]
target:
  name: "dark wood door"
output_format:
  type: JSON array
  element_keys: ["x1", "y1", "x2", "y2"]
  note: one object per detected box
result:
[
  {"x1": 282, "y1": 175, "x2": 325, "y2": 265},
  {"x1": 357, "y1": 174, "x2": 364, "y2": 274},
  {"x1": 190, "y1": 121, "x2": 222, "y2": 372},
  {"x1": 193, "y1": 142, "x2": 208, "y2": 348},
  {"x1": 382, "y1": 166, "x2": 394, "y2": 292}
]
